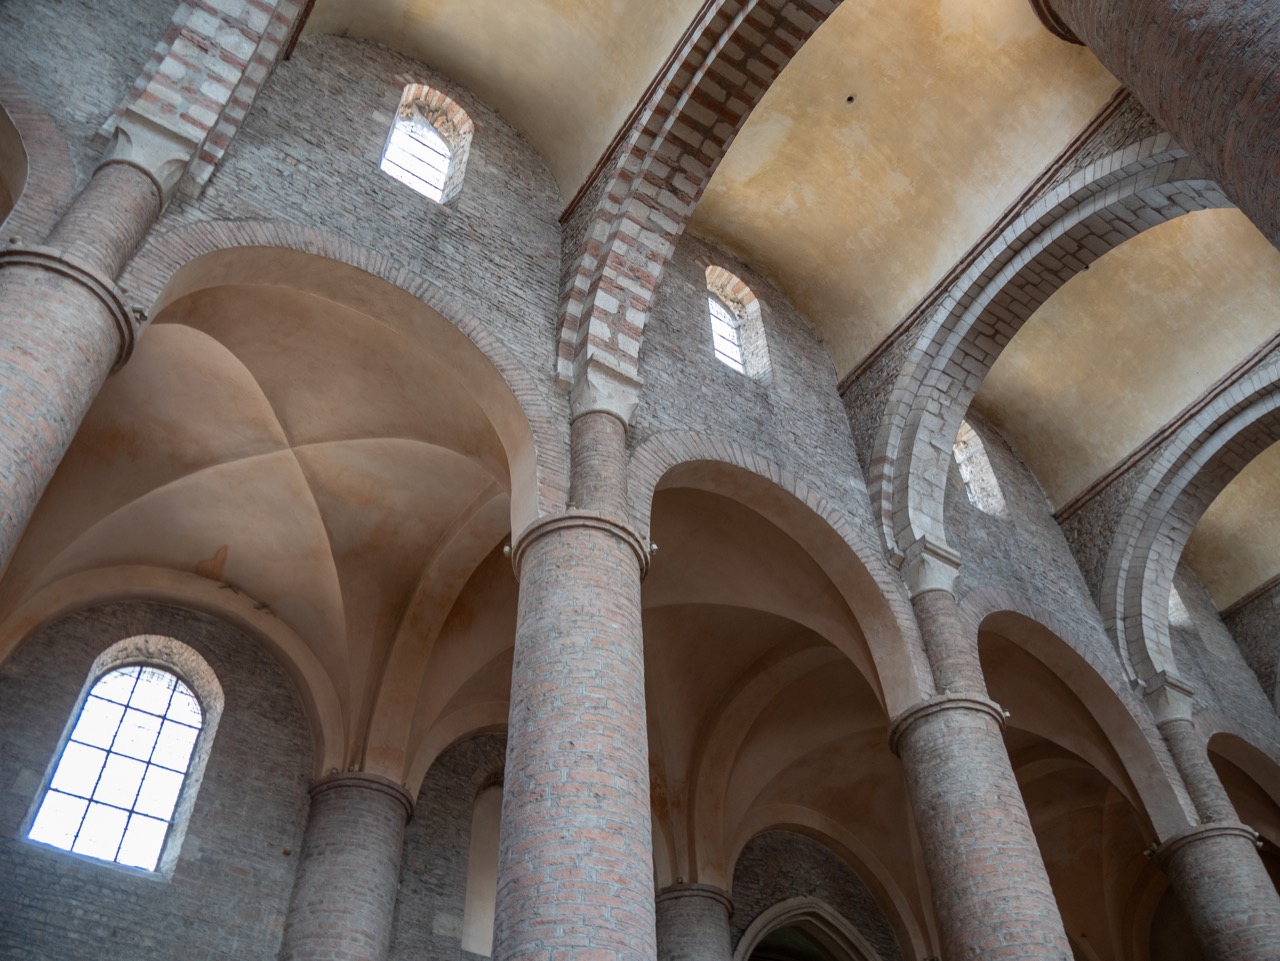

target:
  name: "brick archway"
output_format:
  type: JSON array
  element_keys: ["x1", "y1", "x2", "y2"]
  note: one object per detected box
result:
[
  {"x1": 873, "y1": 136, "x2": 1232, "y2": 566},
  {"x1": 0, "y1": 75, "x2": 78, "y2": 242},
  {"x1": 557, "y1": 0, "x2": 841, "y2": 418},
  {"x1": 121, "y1": 218, "x2": 570, "y2": 525},
  {"x1": 1102, "y1": 356, "x2": 1280, "y2": 688}
]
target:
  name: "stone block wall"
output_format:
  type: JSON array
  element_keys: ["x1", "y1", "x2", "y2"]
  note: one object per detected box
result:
[{"x1": 0, "y1": 602, "x2": 313, "y2": 961}]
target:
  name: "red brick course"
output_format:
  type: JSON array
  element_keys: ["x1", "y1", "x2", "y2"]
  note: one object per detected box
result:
[
  {"x1": 557, "y1": 0, "x2": 839, "y2": 403},
  {"x1": 1157, "y1": 823, "x2": 1280, "y2": 961}
]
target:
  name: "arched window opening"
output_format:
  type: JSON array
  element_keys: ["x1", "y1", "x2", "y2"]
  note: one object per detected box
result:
[
  {"x1": 461, "y1": 783, "x2": 503, "y2": 956},
  {"x1": 953, "y1": 420, "x2": 1009, "y2": 518},
  {"x1": 705, "y1": 265, "x2": 771, "y2": 382},
  {"x1": 380, "y1": 83, "x2": 474, "y2": 205},
  {"x1": 25, "y1": 635, "x2": 223, "y2": 874}
]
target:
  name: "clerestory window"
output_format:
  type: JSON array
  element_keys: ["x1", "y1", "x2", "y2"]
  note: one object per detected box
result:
[
  {"x1": 704, "y1": 265, "x2": 771, "y2": 382},
  {"x1": 28, "y1": 665, "x2": 202, "y2": 870},
  {"x1": 26, "y1": 637, "x2": 223, "y2": 874},
  {"x1": 708, "y1": 294, "x2": 745, "y2": 373},
  {"x1": 380, "y1": 83, "x2": 474, "y2": 205}
]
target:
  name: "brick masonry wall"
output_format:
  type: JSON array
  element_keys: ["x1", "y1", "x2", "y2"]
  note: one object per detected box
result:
[
  {"x1": 1170, "y1": 567, "x2": 1280, "y2": 754},
  {"x1": 946, "y1": 415, "x2": 1118, "y2": 655},
  {"x1": 0, "y1": 601, "x2": 312, "y2": 961},
  {"x1": 0, "y1": 0, "x2": 176, "y2": 187},
  {"x1": 729, "y1": 829, "x2": 903, "y2": 961},
  {"x1": 156, "y1": 33, "x2": 569, "y2": 443},
  {"x1": 390, "y1": 733, "x2": 506, "y2": 961},
  {"x1": 1223, "y1": 582, "x2": 1280, "y2": 709},
  {"x1": 635, "y1": 230, "x2": 873, "y2": 526}
]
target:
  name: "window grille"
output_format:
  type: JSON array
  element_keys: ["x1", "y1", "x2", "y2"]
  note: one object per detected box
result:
[{"x1": 28, "y1": 665, "x2": 203, "y2": 871}]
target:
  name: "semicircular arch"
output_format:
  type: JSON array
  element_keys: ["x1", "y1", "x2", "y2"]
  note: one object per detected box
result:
[
  {"x1": 967, "y1": 592, "x2": 1191, "y2": 837},
  {"x1": 121, "y1": 220, "x2": 568, "y2": 535},
  {"x1": 629, "y1": 429, "x2": 930, "y2": 717},
  {"x1": 874, "y1": 137, "x2": 1231, "y2": 566},
  {"x1": 727, "y1": 815, "x2": 927, "y2": 961},
  {"x1": 0, "y1": 564, "x2": 344, "y2": 776},
  {"x1": 1102, "y1": 357, "x2": 1280, "y2": 690},
  {"x1": 0, "y1": 75, "x2": 77, "y2": 239}
]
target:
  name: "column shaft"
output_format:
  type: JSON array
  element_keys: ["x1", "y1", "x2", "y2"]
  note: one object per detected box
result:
[
  {"x1": 1155, "y1": 719, "x2": 1280, "y2": 960},
  {"x1": 0, "y1": 162, "x2": 159, "y2": 565},
  {"x1": 279, "y1": 774, "x2": 412, "y2": 961},
  {"x1": 494, "y1": 410, "x2": 656, "y2": 961},
  {"x1": 1045, "y1": 0, "x2": 1280, "y2": 248},
  {"x1": 656, "y1": 884, "x2": 733, "y2": 961},
  {"x1": 894, "y1": 589, "x2": 1072, "y2": 961}
]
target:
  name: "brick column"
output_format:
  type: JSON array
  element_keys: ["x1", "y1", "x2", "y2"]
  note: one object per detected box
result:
[
  {"x1": 1150, "y1": 713, "x2": 1280, "y2": 960},
  {"x1": 656, "y1": 884, "x2": 733, "y2": 961},
  {"x1": 891, "y1": 544, "x2": 1071, "y2": 961},
  {"x1": 494, "y1": 410, "x2": 656, "y2": 961},
  {"x1": 279, "y1": 773, "x2": 414, "y2": 961},
  {"x1": 0, "y1": 154, "x2": 163, "y2": 566},
  {"x1": 1029, "y1": 0, "x2": 1280, "y2": 248}
]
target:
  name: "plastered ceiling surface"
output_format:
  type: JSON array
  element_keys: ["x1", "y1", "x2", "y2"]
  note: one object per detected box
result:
[
  {"x1": 973, "y1": 209, "x2": 1280, "y2": 509},
  {"x1": 687, "y1": 0, "x2": 1116, "y2": 375},
  {"x1": 1183, "y1": 441, "x2": 1280, "y2": 610},
  {"x1": 306, "y1": 0, "x2": 704, "y2": 197}
]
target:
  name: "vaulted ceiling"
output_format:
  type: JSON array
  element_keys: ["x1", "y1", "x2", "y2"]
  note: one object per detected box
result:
[{"x1": 303, "y1": 2, "x2": 1280, "y2": 619}]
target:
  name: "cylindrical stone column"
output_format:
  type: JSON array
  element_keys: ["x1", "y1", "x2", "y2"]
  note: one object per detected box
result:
[
  {"x1": 279, "y1": 773, "x2": 414, "y2": 961},
  {"x1": 1030, "y1": 0, "x2": 1280, "y2": 249},
  {"x1": 656, "y1": 884, "x2": 733, "y2": 961},
  {"x1": 494, "y1": 409, "x2": 656, "y2": 961},
  {"x1": 0, "y1": 161, "x2": 160, "y2": 565},
  {"x1": 1152, "y1": 718, "x2": 1280, "y2": 960},
  {"x1": 892, "y1": 588, "x2": 1072, "y2": 961}
]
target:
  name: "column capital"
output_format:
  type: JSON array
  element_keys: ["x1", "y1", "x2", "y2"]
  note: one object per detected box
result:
[
  {"x1": 309, "y1": 771, "x2": 414, "y2": 821},
  {"x1": 656, "y1": 882, "x2": 734, "y2": 915},
  {"x1": 570, "y1": 355, "x2": 643, "y2": 426},
  {"x1": 901, "y1": 536, "x2": 962, "y2": 598},
  {"x1": 1151, "y1": 820, "x2": 1260, "y2": 866},
  {"x1": 889, "y1": 692, "x2": 1008, "y2": 756},
  {"x1": 0, "y1": 242, "x2": 141, "y2": 371},
  {"x1": 1145, "y1": 671, "x2": 1197, "y2": 723},
  {"x1": 511, "y1": 510, "x2": 651, "y2": 579},
  {"x1": 98, "y1": 108, "x2": 199, "y2": 206}
]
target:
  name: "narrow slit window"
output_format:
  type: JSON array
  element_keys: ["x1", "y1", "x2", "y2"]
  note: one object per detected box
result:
[
  {"x1": 379, "y1": 83, "x2": 474, "y2": 205},
  {"x1": 704, "y1": 264, "x2": 771, "y2": 382},
  {"x1": 28, "y1": 665, "x2": 204, "y2": 871},
  {"x1": 708, "y1": 295, "x2": 745, "y2": 373}
]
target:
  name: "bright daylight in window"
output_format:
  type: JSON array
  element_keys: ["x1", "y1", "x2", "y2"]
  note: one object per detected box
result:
[
  {"x1": 380, "y1": 115, "x2": 452, "y2": 203},
  {"x1": 28, "y1": 665, "x2": 202, "y2": 871},
  {"x1": 708, "y1": 296, "x2": 745, "y2": 373}
]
